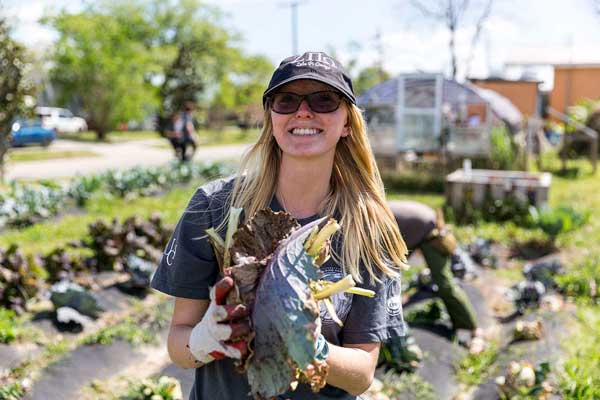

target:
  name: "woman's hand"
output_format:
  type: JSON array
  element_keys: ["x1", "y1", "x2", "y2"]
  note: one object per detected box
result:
[{"x1": 188, "y1": 276, "x2": 251, "y2": 365}]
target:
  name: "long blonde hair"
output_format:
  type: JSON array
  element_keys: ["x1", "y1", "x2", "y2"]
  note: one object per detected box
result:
[{"x1": 228, "y1": 102, "x2": 408, "y2": 283}]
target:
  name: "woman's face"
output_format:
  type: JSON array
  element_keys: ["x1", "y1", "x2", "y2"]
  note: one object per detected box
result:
[{"x1": 270, "y1": 80, "x2": 349, "y2": 160}]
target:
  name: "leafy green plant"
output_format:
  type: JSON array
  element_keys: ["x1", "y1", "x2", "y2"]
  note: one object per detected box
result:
[
  {"x1": 490, "y1": 125, "x2": 520, "y2": 170},
  {"x1": 42, "y1": 247, "x2": 88, "y2": 283},
  {"x1": 68, "y1": 175, "x2": 104, "y2": 206},
  {"x1": 404, "y1": 299, "x2": 449, "y2": 326},
  {"x1": 0, "y1": 307, "x2": 18, "y2": 343},
  {"x1": 557, "y1": 306, "x2": 600, "y2": 399},
  {"x1": 381, "y1": 170, "x2": 445, "y2": 194},
  {"x1": 527, "y1": 205, "x2": 589, "y2": 240},
  {"x1": 77, "y1": 214, "x2": 171, "y2": 272},
  {"x1": 120, "y1": 376, "x2": 183, "y2": 400},
  {"x1": 375, "y1": 370, "x2": 436, "y2": 400},
  {"x1": 0, "y1": 382, "x2": 25, "y2": 400},
  {"x1": 556, "y1": 256, "x2": 600, "y2": 302},
  {"x1": 83, "y1": 301, "x2": 170, "y2": 346},
  {"x1": 455, "y1": 341, "x2": 499, "y2": 386},
  {"x1": 445, "y1": 188, "x2": 531, "y2": 226},
  {"x1": 0, "y1": 244, "x2": 43, "y2": 312},
  {"x1": 0, "y1": 181, "x2": 65, "y2": 229}
]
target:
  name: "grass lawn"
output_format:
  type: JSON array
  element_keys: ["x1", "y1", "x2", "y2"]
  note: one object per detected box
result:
[
  {"x1": 0, "y1": 185, "x2": 198, "y2": 255},
  {"x1": 6, "y1": 149, "x2": 99, "y2": 163},
  {"x1": 58, "y1": 130, "x2": 160, "y2": 143},
  {"x1": 60, "y1": 127, "x2": 260, "y2": 146}
]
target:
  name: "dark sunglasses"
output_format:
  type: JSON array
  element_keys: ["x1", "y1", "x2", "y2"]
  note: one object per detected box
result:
[{"x1": 269, "y1": 91, "x2": 344, "y2": 114}]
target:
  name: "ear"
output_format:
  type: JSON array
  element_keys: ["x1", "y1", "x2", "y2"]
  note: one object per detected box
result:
[{"x1": 342, "y1": 121, "x2": 351, "y2": 137}]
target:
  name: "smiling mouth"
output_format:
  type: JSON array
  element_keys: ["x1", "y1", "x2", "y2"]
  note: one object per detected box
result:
[{"x1": 289, "y1": 128, "x2": 323, "y2": 136}]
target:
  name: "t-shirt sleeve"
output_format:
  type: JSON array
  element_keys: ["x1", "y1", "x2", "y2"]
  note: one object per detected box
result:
[
  {"x1": 150, "y1": 187, "x2": 223, "y2": 299},
  {"x1": 341, "y1": 270, "x2": 407, "y2": 344}
]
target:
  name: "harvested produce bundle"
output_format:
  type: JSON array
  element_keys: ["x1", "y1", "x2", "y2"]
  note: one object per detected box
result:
[{"x1": 206, "y1": 208, "x2": 374, "y2": 399}]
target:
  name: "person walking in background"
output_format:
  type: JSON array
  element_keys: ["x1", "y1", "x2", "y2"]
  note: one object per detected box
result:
[
  {"x1": 180, "y1": 102, "x2": 198, "y2": 162},
  {"x1": 166, "y1": 111, "x2": 184, "y2": 161}
]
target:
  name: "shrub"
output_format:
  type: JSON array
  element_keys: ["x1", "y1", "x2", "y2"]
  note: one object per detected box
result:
[{"x1": 490, "y1": 125, "x2": 520, "y2": 170}]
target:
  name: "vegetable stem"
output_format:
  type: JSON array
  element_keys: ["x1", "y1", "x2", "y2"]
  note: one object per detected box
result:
[
  {"x1": 313, "y1": 275, "x2": 355, "y2": 300},
  {"x1": 306, "y1": 219, "x2": 340, "y2": 257},
  {"x1": 223, "y1": 207, "x2": 243, "y2": 269}
]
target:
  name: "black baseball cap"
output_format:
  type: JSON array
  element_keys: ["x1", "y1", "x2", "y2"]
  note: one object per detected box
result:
[{"x1": 262, "y1": 51, "x2": 356, "y2": 108}]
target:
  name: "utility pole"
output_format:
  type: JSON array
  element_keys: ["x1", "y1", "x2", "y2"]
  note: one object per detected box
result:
[
  {"x1": 374, "y1": 29, "x2": 385, "y2": 80},
  {"x1": 280, "y1": 0, "x2": 307, "y2": 55}
]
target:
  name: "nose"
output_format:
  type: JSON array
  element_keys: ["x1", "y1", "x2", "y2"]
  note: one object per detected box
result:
[{"x1": 295, "y1": 100, "x2": 313, "y2": 118}]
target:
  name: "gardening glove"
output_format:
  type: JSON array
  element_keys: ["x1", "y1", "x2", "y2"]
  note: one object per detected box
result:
[{"x1": 188, "y1": 276, "x2": 251, "y2": 365}]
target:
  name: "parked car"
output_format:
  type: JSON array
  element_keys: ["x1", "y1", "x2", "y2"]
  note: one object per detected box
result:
[
  {"x1": 35, "y1": 106, "x2": 87, "y2": 133},
  {"x1": 10, "y1": 119, "x2": 57, "y2": 147}
]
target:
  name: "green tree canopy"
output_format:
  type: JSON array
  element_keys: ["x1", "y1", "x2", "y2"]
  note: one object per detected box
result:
[
  {"x1": 44, "y1": 4, "x2": 160, "y2": 139},
  {"x1": 0, "y1": 16, "x2": 33, "y2": 178},
  {"x1": 210, "y1": 53, "x2": 273, "y2": 129},
  {"x1": 353, "y1": 65, "x2": 391, "y2": 96}
]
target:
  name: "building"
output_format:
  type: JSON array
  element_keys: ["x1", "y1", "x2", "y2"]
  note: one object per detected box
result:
[
  {"x1": 550, "y1": 64, "x2": 600, "y2": 113},
  {"x1": 357, "y1": 73, "x2": 522, "y2": 160},
  {"x1": 470, "y1": 78, "x2": 541, "y2": 117}
]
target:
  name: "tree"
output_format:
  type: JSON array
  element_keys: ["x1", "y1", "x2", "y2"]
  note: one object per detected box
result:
[
  {"x1": 0, "y1": 16, "x2": 33, "y2": 179},
  {"x1": 44, "y1": 4, "x2": 160, "y2": 140},
  {"x1": 210, "y1": 53, "x2": 273, "y2": 129},
  {"x1": 408, "y1": 0, "x2": 493, "y2": 80},
  {"x1": 149, "y1": 0, "x2": 238, "y2": 132},
  {"x1": 353, "y1": 66, "x2": 391, "y2": 95}
]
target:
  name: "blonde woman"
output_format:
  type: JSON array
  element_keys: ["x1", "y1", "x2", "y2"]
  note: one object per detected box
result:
[{"x1": 151, "y1": 51, "x2": 408, "y2": 400}]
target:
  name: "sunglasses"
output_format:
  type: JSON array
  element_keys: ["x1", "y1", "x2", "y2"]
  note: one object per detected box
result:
[{"x1": 269, "y1": 91, "x2": 344, "y2": 114}]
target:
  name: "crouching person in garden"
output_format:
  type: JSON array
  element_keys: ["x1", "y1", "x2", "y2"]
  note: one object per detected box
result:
[
  {"x1": 388, "y1": 200, "x2": 478, "y2": 332},
  {"x1": 150, "y1": 51, "x2": 409, "y2": 399}
]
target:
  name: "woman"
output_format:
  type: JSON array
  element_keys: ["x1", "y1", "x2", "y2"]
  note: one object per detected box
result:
[{"x1": 151, "y1": 51, "x2": 408, "y2": 399}]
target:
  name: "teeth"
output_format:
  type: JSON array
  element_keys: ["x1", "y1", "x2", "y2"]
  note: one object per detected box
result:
[{"x1": 291, "y1": 128, "x2": 320, "y2": 135}]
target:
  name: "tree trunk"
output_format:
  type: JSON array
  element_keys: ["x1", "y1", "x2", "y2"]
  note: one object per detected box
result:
[{"x1": 449, "y1": 27, "x2": 458, "y2": 80}]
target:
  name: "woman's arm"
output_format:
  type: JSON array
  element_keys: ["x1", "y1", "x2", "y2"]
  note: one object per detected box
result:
[
  {"x1": 325, "y1": 342, "x2": 380, "y2": 396},
  {"x1": 167, "y1": 278, "x2": 251, "y2": 369},
  {"x1": 167, "y1": 297, "x2": 209, "y2": 369}
]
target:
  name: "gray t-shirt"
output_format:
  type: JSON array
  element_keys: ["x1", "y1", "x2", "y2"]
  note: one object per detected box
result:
[{"x1": 151, "y1": 177, "x2": 407, "y2": 400}]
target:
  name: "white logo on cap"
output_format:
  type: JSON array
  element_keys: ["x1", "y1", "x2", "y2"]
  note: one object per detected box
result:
[{"x1": 291, "y1": 52, "x2": 339, "y2": 71}]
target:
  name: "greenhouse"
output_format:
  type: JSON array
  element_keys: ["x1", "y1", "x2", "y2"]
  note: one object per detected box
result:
[{"x1": 357, "y1": 73, "x2": 522, "y2": 161}]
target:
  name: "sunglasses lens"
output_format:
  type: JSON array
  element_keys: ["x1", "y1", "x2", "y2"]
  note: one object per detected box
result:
[
  {"x1": 307, "y1": 92, "x2": 342, "y2": 113},
  {"x1": 270, "y1": 91, "x2": 343, "y2": 114},
  {"x1": 271, "y1": 93, "x2": 302, "y2": 114}
]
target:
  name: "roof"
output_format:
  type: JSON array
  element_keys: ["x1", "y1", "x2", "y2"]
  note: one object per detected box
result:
[
  {"x1": 357, "y1": 75, "x2": 523, "y2": 129},
  {"x1": 469, "y1": 78, "x2": 542, "y2": 84},
  {"x1": 553, "y1": 63, "x2": 600, "y2": 69}
]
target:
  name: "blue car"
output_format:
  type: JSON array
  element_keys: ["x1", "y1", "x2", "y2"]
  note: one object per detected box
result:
[{"x1": 10, "y1": 119, "x2": 57, "y2": 147}]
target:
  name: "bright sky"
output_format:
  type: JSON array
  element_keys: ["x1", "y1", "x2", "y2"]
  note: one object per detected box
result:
[{"x1": 5, "y1": 0, "x2": 600, "y2": 89}]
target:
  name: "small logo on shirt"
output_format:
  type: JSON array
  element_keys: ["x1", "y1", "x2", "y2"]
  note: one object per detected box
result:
[
  {"x1": 164, "y1": 238, "x2": 177, "y2": 266},
  {"x1": 386, "y1": 278, "x2": 402, "y2": 316},
  {"x1": 319, "y1": 269, "x2": 353, "y2": 324}
]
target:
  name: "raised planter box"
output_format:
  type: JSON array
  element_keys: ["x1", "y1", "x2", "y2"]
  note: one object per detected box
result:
[{"x1": 445, "y1": 168, "x2": 552, "y2": 210}]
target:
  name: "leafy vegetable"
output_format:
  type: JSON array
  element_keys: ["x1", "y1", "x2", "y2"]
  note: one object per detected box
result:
[{"x1": 207, "y1": 208, "x2": 374, "y2": 399}]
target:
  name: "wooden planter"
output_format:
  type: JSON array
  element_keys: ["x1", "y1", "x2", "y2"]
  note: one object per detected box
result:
[{"x1": 445, "y1": 168, "x2": 552, "y2": 210}]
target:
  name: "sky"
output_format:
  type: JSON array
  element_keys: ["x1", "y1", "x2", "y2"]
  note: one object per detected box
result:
[{"x1": 4, "y1": 0, "x2": 600, "y2": 90}]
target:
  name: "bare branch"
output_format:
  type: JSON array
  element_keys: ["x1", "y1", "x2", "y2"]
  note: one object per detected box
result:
[
  {"x1": 465, "y1": 0, "x2": 493, "y2": 78},
  {"x1": 410, "y1": 0, "x2": 446, "y2": 18}
]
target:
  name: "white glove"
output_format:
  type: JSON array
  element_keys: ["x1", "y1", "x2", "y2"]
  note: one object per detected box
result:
[{"x1": 188, "y1": 277, "x2": 250, "y2": 365}]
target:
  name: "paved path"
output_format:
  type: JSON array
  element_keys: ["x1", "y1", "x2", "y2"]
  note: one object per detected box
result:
[{"x1": 5, "y1": 139, "x2": 251, "y2": 181}]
